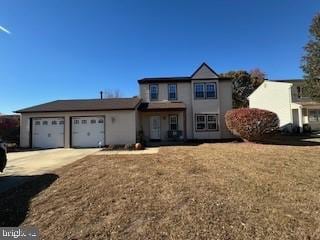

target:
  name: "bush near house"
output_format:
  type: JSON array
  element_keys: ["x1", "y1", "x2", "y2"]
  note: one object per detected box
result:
[
  {"x1": 225, "y1": 108, "x2": 279, "y2": 142},
  {"x1": 0, "y1": 115, "x2": 20, "y2": 145}
]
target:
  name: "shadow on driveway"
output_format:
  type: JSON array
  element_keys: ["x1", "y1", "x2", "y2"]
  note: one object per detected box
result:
[{"x1": 0, "y1": 174, "x2": 58, "y2": 226}]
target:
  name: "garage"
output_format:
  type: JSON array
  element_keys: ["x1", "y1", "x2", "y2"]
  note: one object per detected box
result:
[
  {"x1": 71, "y1": 116, "x2": 105, "y2": 148},
  {"x1": 32, "y1": 117, "x2": 65, "y2": 148}
]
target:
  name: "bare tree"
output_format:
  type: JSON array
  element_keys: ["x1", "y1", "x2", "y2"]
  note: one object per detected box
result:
[
  {"x1": 250, "y1": 68, "x2": 266, "y2": 88},
  {"x1": 103, "y1": 89, "x2": 122, "y2": 98}
]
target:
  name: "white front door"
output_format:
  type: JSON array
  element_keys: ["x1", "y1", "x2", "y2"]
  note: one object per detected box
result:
[
  {"x1": 72, "y1": 116, "x2": 105, "y2": 148},
  {"x1": 150, "y1": 116, "x2": 161, "y2": 140},
  {"x1": 32, "y1": 118, "x2": 64, "y2": 148}
]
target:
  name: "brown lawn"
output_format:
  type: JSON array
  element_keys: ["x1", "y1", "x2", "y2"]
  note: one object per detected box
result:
[{"x1": 1, "y1": 143, "x2": 320, "y2": 240}]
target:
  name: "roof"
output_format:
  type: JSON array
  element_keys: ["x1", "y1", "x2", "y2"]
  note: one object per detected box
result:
[
  {"x1": 271, "y1": 79, "x2": 304, "y2": 83},
  {"x1": 138, "y1": 101, "x2": 186, "y2": 112},
  {"x1": 138, "y1": 62, "x2": 232, "y2": 84},
  {"x1": 15, "y1": 98, "x2": 141, "y2": 113}
]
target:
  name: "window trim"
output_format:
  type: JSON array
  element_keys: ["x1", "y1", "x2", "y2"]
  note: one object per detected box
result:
[
  {"x1": 149, "y1": 84, "x2": 159, "y2": 101},
  {"x1": 168, "y1": 84, "x2": 177, "y2": 100},
  {"x1": 168, "y1": 114, "x2": 178, "y2": 131},
  {"x1": 194, "y1": 82, "x2": 217, "y2": 100},
  {"x1": 195, "y1": 114, "x2": 219, "y2": 132}
]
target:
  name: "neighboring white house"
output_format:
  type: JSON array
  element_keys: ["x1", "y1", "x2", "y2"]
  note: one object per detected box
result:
[
  {"x1": 16, "y1": 63, "x2": 234, "y2": 148},
  {"x1": 248, "y1": 80, "x2": 320, "y2": 132}
]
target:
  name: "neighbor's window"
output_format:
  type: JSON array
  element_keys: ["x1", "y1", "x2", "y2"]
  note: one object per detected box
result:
[
  {"x1": 206, "y1": 83, "x2": 217, "y2": 98},
  {"x1": 168, "y1": 84, "x2": 177, "y2": 100},
  {"x1": 98, "y1": 119, "x2": 104, "y2": 124},
  {"x1": 81, "y1": 120, "x2": 87, "y2": 124},
  {"x1": 74, "y1": 120, "x2": 79, "y2": 124},
  {"x1": 169, "y1": 115, "x2": 178, "y2": 131},
  {"x1": 42, "y1": 121, "x2": 48, "y2": 125},
  {"x1": 35, "y1": 121, "x2": 41, "y2": 125},
  {"x1": 194, "y1": 83, "x2": 205, "y2": 99},
  {"x1": 309, "y1": 110, "x2": 319, "y2": 122},
  {"x1": 52, "y1": 120, "x2": 57, "y2": 125},
  {"x1": 150, "y1": 84, "x2": 159, "y2": 101},
  {"x1": 196, "y1": 115, "x2": 206, "y2": 130},
  {"x1": 59, "y1": 120, "x2": 64, "y2": 125},
  {"x1": 90, "y1": 119, "x2": 96, "y2": 124},
  {"x1": 195, "y1": 114, "x2": 219, "y2": 131}
]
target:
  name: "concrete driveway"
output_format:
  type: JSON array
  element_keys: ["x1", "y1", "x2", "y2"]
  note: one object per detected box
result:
[{"x1": 0, "y1": 148, "x2": 100, "y2": 193}]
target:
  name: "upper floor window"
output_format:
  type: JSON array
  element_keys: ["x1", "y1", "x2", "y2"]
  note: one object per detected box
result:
[
  {"x1": 150, "y1": 84, "x2": 158, "y2": 101},
  {"x1": 195, "y1": 83, "x2": 205, "y2": 98},
  {"x1": 194, "y1": 82, "x2": 217, "y2": 99},
  {"x1": 168, "y1": 84, "x2": 177, "y2": 100}
]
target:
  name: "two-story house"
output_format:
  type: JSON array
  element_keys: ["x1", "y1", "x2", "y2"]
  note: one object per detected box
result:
[
  {"x1": 16, "y1": 63, "x2": 234, "y2": 149},
  {"x1": 248, "y1": 79, "x2": 320, "y2": 132}
]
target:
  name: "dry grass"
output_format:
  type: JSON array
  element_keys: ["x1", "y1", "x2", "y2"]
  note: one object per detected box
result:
[{"x1": 3, "y1": 143, "x2": 320, "y2": 239}]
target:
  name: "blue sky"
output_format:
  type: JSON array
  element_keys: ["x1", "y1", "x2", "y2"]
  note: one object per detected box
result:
[{"x1": 0, "y1": 0, "x2": 319, "y2": 114}]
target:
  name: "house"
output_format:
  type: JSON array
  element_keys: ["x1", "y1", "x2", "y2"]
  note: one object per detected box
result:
[
  {"x1": 16, "y1": 63, "x2": 234, "y2": 148},
  {"x1": 248, "y1": 79, "x2": 320, "y2": 132}
]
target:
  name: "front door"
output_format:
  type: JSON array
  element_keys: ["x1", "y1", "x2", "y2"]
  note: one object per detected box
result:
[{"x1": 150, "y1": 116, "x2": 161, "y2": 140}]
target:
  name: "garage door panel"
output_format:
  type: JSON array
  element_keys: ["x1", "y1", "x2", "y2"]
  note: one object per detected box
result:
[
  {"x1": 72, "y1": 116, "x2": 105, "y2": 148},
  {"x1": 32, "y1": 118, "x2": 65, "y2": 148}
]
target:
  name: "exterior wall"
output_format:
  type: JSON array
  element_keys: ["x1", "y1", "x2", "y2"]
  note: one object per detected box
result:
[
  {"x1": 219, "y1": 80, "x2": 234, "y2": 138},
  {"x1": 191, "y1": 65, "x2": 219, "y2": 79},
  {"x1": 191, "y1": 79, "x2": 221, "y2": 139},
  {"x1": 139, "y1": 82, "x2": 193, "y2": 139},
  {"x1": 248, "y1": 81, "x2": 293, "y2": 128},
  {"x1": 19, "y1": 110, "x2": 137, "y2": 148},
  {"x1": 139, "y1": 111, "x2": 185, "y2": 141}
]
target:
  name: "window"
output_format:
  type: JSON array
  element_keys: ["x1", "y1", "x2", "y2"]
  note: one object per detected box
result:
[
  {"x1": 169, "y1": 115, "x2": 178, "y2": 131},
  {"x1": 81, "y1": 120, "x2": 87, "y2": 124},
  {"x1": 206, "y1": 83, "x2": 216, "y2": 98},
  {"x1": 195, "y1": 83, "x2": 205, "y2": 99},
  {"x1": 309, "y1": 110, "x2": 320, "y2": 122},
  {"x1": 42, "y1": 121, "x2": 48, "y2": 125},
  {"x1": 207, "y1": 115, "x2": 218, "y2": 130},
  {"x1": 168, "y1": 84, "x2": 177, "y2": 100},
  {"x1": 195, "y1": 114, "x2": 219, "y2": 131},
  {"x1": 90, "y1": 119, "x2": 96, "y2": 124},
  {"x1": 150, "y1": 84, "x2": 159, "y2": 101},
  {"x1": 52, "y1": 120, "x2": 57, "y2": 125},
  {"x1": 196, "y1": 115, "x2": 206, "y2": 130},
  {"x1": 59, "y1": 120, "x2": 64, "y2": 125},
  {"x1": 194, "y1": 82, "x2": 217, "y2": 99},
  {"x1": 98, "y1": 119, "x2": 104, "y2": 124},
  {"x1": 74, "y1": 120, "x2": 79, "y2": 124},
  {"x1": 35, "y1": 121, "x2": 41, "y2": 125}
]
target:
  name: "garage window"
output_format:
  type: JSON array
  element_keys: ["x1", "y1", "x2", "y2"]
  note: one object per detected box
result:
[
  {"x1": 81, "y1": 120, "x2": 87, "y2": 124},
  {"x1": 52, "y1": 120, "x2": 57, "y2": 125},
  {"x1": 35, "y1": 121, "x2": 41, "y2": 125},
  {"x1": 98, "y1": 119, "x2": 104, "y2": 123},
  {"x1": 74, "y1": 120, "x2": 79, "y2": 124},
  {"x1": 91, "y1": 119, "x2": 96, "y2": 124},
  {"x1": 42, "y1": 121, "x2": 48, "y2": 125},
  {"x1": 59, "y1": 120, "x2": 64, "y2": 125}
]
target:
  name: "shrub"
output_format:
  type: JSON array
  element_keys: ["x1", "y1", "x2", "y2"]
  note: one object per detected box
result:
[{"x1": 225, "y1": 108, "x2": 279, "y2": 142}]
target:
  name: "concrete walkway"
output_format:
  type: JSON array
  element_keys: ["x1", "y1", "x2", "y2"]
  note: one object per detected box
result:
[{"x1": 0, "y1": 148, "x2": 100, "y2": 193}]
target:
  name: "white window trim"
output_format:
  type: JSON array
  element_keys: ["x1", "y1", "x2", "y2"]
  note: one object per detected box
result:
[
  {"x1": 194, "y1": 82, "x2": 217, "y2": 99},
  {"x1": 195, "y1": 114, "x2": 219, "y2": 132},
  {"x1": 169, "y1": 115, "x2": 178, "y2": 131}
]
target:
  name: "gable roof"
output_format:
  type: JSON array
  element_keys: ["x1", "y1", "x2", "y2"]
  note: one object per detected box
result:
[
  {"x1": 138, "y1": 62, "x2": 230, "y2": 84},
  {"x1": 15, "y1": 98, "x2": 141, "y2": 113},
  {"x1": 190, "y1": 62, "x2": 220, "y2": 78}
]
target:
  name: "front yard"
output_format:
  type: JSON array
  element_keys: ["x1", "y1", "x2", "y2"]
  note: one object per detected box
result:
[{"x1": 1, "y1": 143, "x2": 320, "y2": 239}]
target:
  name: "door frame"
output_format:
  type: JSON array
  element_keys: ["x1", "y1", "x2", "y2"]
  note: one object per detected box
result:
[{"x1": 149, "y1": 115, "x2": 161, "y2": 140}]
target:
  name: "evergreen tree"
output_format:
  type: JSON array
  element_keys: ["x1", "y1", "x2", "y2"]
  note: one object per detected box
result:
[{"x1": 301, "y1": 13, "x2": 320, "y2": 101}]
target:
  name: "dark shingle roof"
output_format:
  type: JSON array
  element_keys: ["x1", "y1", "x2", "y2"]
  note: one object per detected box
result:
[
  {"x1": 15, "y1": 98, "x2": 141, "y2": 113},
  {"x1": 138, "y1": 101, "x2": 186, "y2": 111}
]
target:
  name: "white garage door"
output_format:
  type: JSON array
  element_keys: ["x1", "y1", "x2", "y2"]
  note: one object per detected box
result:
[
  {"x1": 32, "y1": 118, "x2": 65, "y2": 148},
  {"x1": 72, "y1": 116, "x2": 105, "y2": 148}
]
